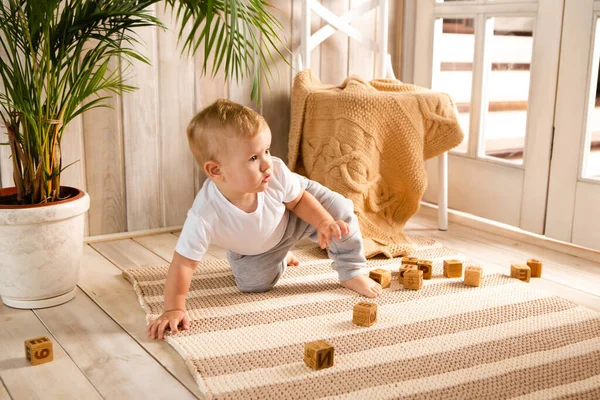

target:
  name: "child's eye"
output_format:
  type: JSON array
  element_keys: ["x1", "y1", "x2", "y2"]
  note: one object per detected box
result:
[
  {"x1": 249, "y1": 155, "x2": 258, "y2": 162},
  {"x1": 265, "y1": 149, "x2": 270, "y2": 155}
]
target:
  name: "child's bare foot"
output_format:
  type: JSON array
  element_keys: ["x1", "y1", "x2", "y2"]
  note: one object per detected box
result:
[
  {"x1": 341, "y1": 275, "x2": 382, "y2": 298},
  {"x1": 286, "y1": 251, "x2": 300, "y2": 267}
]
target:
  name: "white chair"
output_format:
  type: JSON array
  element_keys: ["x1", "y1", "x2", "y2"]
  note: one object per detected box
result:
[{"x1": 294, "y1": 0, "x2": 449, "y2": 231}]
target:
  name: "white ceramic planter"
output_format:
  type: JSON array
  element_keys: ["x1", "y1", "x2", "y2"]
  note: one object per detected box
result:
[{"x1": 0, "y1": 187, "x2": 90, "y2": 309}]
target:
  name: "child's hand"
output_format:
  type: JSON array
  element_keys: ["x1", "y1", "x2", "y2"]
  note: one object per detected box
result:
[
  {"x1": 317, "y1": 219, "x2": 350, "y2": 249},
  {"x1": 147, "y1": 309, "x2": 190, "y2": 340}
]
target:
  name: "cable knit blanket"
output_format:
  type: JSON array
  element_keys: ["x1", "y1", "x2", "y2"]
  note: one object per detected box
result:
[{"x1": 288, "y1": 69, "x2": 464, "y2": 257}]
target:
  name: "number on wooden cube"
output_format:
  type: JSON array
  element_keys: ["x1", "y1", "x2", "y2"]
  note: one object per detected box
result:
[
  {"x1": 401, "y1": 257, "x2": 419, "y2": 265},
  {"x1": 417, "y1": 260, "x2": 433, "y2": 280},
  {"x1": 398, "y1": 264, "x2": 417, "y2": 284},
  {"x1": 24, "y1": 336, "x2": 53, "y2": 366},
  {"x1": 304, "y1": 340, "x2": 334, "y2": 370},
  {"x1": 511, "y1": 264, "x2": 531, "y2": 283},
  {"x1": 352, "y1": 302, "x2": 378, "y2": 327},
  {"x1": 527, "y1": 259, "x2": 543, "y2": 278},
  {"x1": 464, "y1": 266, "x2": 483, "y2": 287},
  {"x1": 443, "y1": 259, "x2": 463, "y2": 278},
  {"x1": 403, "y1": 269, "x2": 423, "y2": 290},
  {"x1": 369, "y1": 268, "x2": 391, "y2": 289}
]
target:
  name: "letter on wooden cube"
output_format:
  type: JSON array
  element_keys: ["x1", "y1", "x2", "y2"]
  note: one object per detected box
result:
[
  {"x1": 403, "y1": 269, "x2": 423, "y2": 290},
  {"x1": 417, "y1": 260, "x2": 433, "y2": 280},
  {"x1": 527, "y1": 259, "x2": 543, "y2": 278},
  {"x1": 443, "y1": 259, "x2": 463, "y2": 278},
  {"x1": 24, "y1": 336, "x2": 53, "y2": 366},
  {"x1": 464, "y1": 266, "x2": 483, "y2": 287},
  {"x1": 401, "y1": 256, "x2": 419, "y2": 265},
  {"x1": 398, "y1": 264, "x2": 417, "y2": 284},
  {"x1": 353, "y1": 302, "x2": 378, "y2": 327},
  {"x1": 369, "y1": 268, "x2": 391, "y2": 289},
  {"x1": 511, "y1": 264, "x2": 531, "y2": 282},
  {"x1": 304, "y1": 340, "x2": 334, "y2": 370}
]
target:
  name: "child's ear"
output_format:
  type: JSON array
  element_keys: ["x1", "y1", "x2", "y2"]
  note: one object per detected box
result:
[{"x1": 204, "y1": 161, "x2": 223, "y2": 181}]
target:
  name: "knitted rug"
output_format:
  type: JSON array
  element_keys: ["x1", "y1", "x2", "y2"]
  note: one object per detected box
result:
[{"x1": 123, "y1": 236, "x2": 600, "y2": 400}]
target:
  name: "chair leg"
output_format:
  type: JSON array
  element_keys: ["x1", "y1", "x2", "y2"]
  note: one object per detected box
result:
[{"x1": 438, "y1": 152, "x2": 448, "y2": 231}]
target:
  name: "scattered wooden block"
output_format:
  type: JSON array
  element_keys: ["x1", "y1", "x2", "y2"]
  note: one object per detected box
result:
[
  {"x1": 401, "y1": 257, "x2": 419, "y2": 265},
  {"x1": 417, "y1": 260, "x2": 433, "y2": 280},
  {"x1": 403, "y1": 269, "x2": 423, "y2": 290},
  {"x1": 464, "y1": 266, "x2": 483, "y2": 287},
  {"x1": 24, "y1": 336, "x2": 53, "y2": 366},
  {"x1": 511, "y1": 264, "x2": 531, "y2": 283},
  {"x1": 304, "y1": 340, "x2": 334, "y2": 370},
  {"x1": 443, "y1": 259, "x2": 463, "y2": 278},
  {"x1": 527, "y1": 259, "x2": 543, "y2": 278},
  {"x1": 352, "y1": 302, "x2": 378, "y2": 327},
  {"x1": 369, "y1": 268, "x2": 391, "y2": 289},
  {"x1": 398, "y1": 264, "x2": 417, "y2": 284}
]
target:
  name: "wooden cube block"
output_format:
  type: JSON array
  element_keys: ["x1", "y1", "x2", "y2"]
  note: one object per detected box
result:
[
  {"x1": 369, "y1": 268, "x2": 391, "y2": 289},
  {"x1": 304, "y1": 340, "x2": 334, "y2": 370},
  {"x1": 403, "y1": 269, "x2": 423, "y2": 290},
  {"x1": 24, "y1": 336, "x2": 53, "y2": 366},
  {"x1": 417, "y1": 260, "x2": 433, "y2": 280},
  {"x1": 527, "y1": 259, "x2": 543, "y2": 278},
  {"x1": 352, "y1": 302, "x2": 378, "y2": 327},
  {"x1": 401, "y1": 257, "x2": 419, "y2": 265},
  {"x1": 443, "y1": 259, "x2": 463, "y2": 278},
  {"x1": 398, "y1": 264, "x2": 417, "y2": 284},
  {"x1": 511, "y1": 264, "x2": 531, "y2": 283},
  {"x1": 464, "y1": 266, "x2": 483, "y2": 287}
]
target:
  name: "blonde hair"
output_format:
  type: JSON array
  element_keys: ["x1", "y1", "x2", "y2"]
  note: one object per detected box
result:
[{"x1": 186, "y1": 99, "x2": 267, "y2": 167}]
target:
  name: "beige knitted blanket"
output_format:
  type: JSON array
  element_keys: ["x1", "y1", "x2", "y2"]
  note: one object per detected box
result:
[
  {"x1": 288, "y1": 69, "x2": 464, "y2": 257},
  {"x1": 124, "y1": 237, "x2": 600, "y2": 399}
]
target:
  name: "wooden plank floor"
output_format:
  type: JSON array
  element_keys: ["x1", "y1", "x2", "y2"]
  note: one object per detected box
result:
[{"x1": 1, "y1": 212, "x2": 599, "y2": 399}]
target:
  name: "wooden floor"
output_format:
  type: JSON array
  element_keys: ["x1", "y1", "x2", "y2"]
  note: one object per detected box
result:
[{"x1": 1, "y1": 212, "x2": 600, "y2": 399}]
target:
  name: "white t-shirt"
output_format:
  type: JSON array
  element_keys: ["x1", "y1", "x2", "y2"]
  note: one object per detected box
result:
[{"x1": 175, "y1": 157, "x2": 303, "y2": 261}]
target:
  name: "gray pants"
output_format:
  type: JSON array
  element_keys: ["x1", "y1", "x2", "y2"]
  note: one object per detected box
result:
[{"x1": 227, "y1": 177, "x2": 366, "y2": 292}]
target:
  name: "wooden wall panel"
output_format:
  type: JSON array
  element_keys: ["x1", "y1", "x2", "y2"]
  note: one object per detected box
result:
[
  {"x1": 82, "y1": 74, "x2": 127, "y2": 236},
  {"x1": 60, "y1": 114, "x2": 89, "y2": 235},
  {"x1": 0, "y1": 1, "x2": 403, "y2": 236},
  {"x1": 192, "y1": 27, "x2": 228, "y2": 194},
  {"x1": 121, "y1": 5, "x2": 163, "y2": 231},
  {"x1": 262, "y1": 0, "x2": 293, "y2": 160},
  {"x1": 157, "y1": 6, "x2": 196, "y2": 227}
]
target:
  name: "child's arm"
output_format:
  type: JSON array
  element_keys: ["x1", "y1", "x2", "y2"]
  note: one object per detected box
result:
[
  {"x1": 147, "y1": 251, "x2": 199, "y2": 340},
  {"x1": 285, "y1": 189, "x2": 350, "y2": 248}
]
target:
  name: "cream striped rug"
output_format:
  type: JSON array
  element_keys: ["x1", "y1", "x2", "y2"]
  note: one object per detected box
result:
[{"x1": 123, "y1": 236, "x2": 600, "y2": 399}]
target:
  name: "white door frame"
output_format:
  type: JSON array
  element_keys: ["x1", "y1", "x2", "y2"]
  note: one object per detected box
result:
[
  {"x1": 413, "y1": 0, "x2": 563, "y2": 234},
  {"x1": 545, "y1": 0, "x2": 600, "y2": 249}
]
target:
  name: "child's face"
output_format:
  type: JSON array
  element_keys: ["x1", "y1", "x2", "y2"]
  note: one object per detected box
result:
[{"x1": 219, "y1": 127, "x2": 273, "y2": 195}]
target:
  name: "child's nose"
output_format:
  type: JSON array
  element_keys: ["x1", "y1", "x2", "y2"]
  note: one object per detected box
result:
[{"x1": 261, "y1": 159, "x2": 271, "y2": 172}]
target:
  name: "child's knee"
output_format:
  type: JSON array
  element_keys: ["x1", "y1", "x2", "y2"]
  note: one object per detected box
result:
[{"x1": 237, "y1": 282, "x2": 275, "y2": 293}]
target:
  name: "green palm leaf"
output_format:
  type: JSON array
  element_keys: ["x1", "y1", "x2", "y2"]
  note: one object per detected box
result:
[{"x1": 0, "y1": 0, "x2": 288, "y2": 204}]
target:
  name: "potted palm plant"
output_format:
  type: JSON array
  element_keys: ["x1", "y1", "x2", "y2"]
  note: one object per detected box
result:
[{"x1": 0, "y1": 0, "x2": 286, "y2": 308}]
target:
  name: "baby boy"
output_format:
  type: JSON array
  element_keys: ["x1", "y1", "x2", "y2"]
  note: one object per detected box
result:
[{"x1": 148, "y1": 99, "x2": 381, "y2": 339}]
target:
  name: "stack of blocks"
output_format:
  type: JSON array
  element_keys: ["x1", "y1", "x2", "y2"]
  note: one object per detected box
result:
[
  {"x1": 443, "y1": 259, "x2": 463, "y2": 278},
  {"x1": 24, "y1": 336, "x2": 53, "y2": 366},
  {"x1": 399, "y1": 257, "x2": 418, "y2": 284},
  {"x1": 403, "y1": 269, "x2": 423, "y2": 290},
  {"x1": 369, "y1": 269, "x2": 391, "y2": 289}
]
